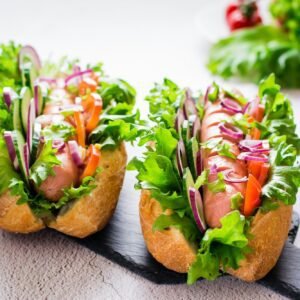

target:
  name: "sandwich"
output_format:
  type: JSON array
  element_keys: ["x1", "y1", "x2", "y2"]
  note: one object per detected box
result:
[
  {"x1": 129, "y1": 75, "x2": 300, "y2": 283},
  {"x1": 0, "y1": 42, "x2": 142, "y2": 238}
]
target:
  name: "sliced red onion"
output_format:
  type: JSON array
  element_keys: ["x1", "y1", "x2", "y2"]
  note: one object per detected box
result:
[
  {"x1": 3, "y1": 87, "x2": 13, "y2": 109},
  {"x1": 38, "y1": 77, "x2": 57, "y2": 84},
  {"x1": 223, "y1": 169, "x2": 248, "y2": 183},
  {"x1": 176, "y1": 140, "x2": 188, "y2": 177},
  {"x1": 68, "y1": 140, "x2": 84, "y2": 166},
  {"x1": 23, "y1": 143, "x2": 30, "y2": 178},
  {"x1": 52, "y1": 140, "x2": 65, "y2": 151},
  {"x1": 221, "y1": 98, "x2": 243, "y2": 114},
  {"x1": 191, "y1": 116, "x2": 201, "y2": 141},
  {"x1": 242, "y1": 101, "x2": 251, "y2": 114},
  {"x1": 237, "y1": 152, "x2": 269, "y2": 162},
  {"x1": 65, "y1": 69, "x2": 93, "y2": 85},
  {"x1": 183, "y1": 98, "x2": 198, "y2": 119},
  {"x1": 219, "y1": 122, "x2": 244, "y2": 140},
  {"x1": 189, "y1": 187, "x2": 206, "y2": 233},
  {"x1": 196, "y1": 150, "x2": 202, "y2": 177},
  {"x1": 33, "y1": 84, "x2": 40, "y2": 116},
  {"x1": 210, "y1": 164, "x2": 218, "y2": 175},
  {"x1": 248, "y1": 97, "x2": 259, "y2": 117},
  {"x1": 18, "y1": 45, "x2": 42, "y2": 72},
  {"x1": 4, "y1": 131, "x2": 18, "y2": 169},
  {"x1": 175, "y1": 109, "x2": 185, "y2": 133},
  {"x1": 239, "y1": 140, "x2": 270, "y2": 153}
]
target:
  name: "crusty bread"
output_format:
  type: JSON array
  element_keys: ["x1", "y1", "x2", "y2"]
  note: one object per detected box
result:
[
  {"x1": 0, "y1": 192, "x2": 45, "y2": 233},
  {"x1": 140, "y1": 189, "x2": 292, "y2": 281},
  {"x1": 48, "y1": 143, "x2": 127, "y2": 238},
  {"x1": 0, "y1": 143, "x2": 127, "y2": 238}
]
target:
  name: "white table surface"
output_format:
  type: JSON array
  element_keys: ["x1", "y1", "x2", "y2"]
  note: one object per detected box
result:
[{"x1": 0, "y1": 0, "x2": 299, "y2": 299}]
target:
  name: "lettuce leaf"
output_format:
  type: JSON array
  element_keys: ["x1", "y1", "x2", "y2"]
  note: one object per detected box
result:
[
  {"x1": 208, "y1": 26, "x2": 300, "y2": 88},
  {"x1": 187, "y1": 211, "x2": 249, "y2": 283},
  {"x1": 42, "y1": 123, "x2": 75, "y2": 141}
]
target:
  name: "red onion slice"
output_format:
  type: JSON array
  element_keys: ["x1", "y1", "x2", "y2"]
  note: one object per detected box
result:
[
  {"x1": 3, "y1": 87, "x2": 13, "y2": 109},
  {"x1": 65, "y1": 69, "x2": 93, "y2": 85},
  {"x1": 223, "y1": 169, "x2": 248, "y2": 183},
  {"x1": 183, "y1": 96, "x2": 198, "y2": 119},
  {"x1": 239, "y1": 139, "x2": 270, "y2": 153},
  {"x1": 242, "y1": 101, "x2": 251, "y2": 114},
  {"x1": 221, "y1": 98, "x2": 243, "y2": 114},
  {"x1": 18, "y1": 45, "x2": 42, "y2": 72},
  {"x1": 237, "y1": 152, "x2": 269, "y2": 162},
  {"x1": 189, "y1": 187, "x2": 206, "y2": 233},
  {"x1": 196, "y1": 150, "x2": 202, "y2": 177},
  {"x1": 175, "y1": 109, "x2": 186, "y2": 133},
  {"x1": 210, "y1": 164, "x2": 218, "y2": 175},
  {"x1": 52, "y1": 140, "x2": 66, "y2": 152},
  {"x1": 68, "y1": 140, "x2": 84, "y2": 166},
  {"x1": 4, "y1": 131, "x2": 18, "y2": 169},
  {"x1": 176, "y1": 140, "x2": 188, "y2": 177},
  {"x1": 248, "y1": 97, "x2": 259, "y2": 117},
  {"x1": 23, "y1": 143, "x2": 30, "y2": 178},
  {"x1": 191, "y1": 116, "x2": 201, "y2": 142},
  {"x1": 219, "y1": 122, "x2": 244, "y2": 140},
  {"x1": 38, "y1": 77, "x2": 57, "y2": 84}
]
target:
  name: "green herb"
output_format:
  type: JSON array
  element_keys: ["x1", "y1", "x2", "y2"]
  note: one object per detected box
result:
[
  {"x1": 42, "y1": 123, "x2": 75, "y2": 141},
  {"x1": 29, "y1": 141, "x2": 61, "y2": 186},
  {"x1": 201, "y1": 138, "x2": 236, "y2": 159},
  {"x1": 230, "y1": 192, "x2": 244, "y2": 210},
  {"x1": 195, "y1": 169, "x2": 209, "y2": 190},
  {"x1": 208, "y1": 82, "x2": 219, "y2": 102},
  {"x1": 223, "y1": 89, "x2": 247, "y2": 105},
  {"x1": 207, "y1": 172, "x2": 226, "y2": 193},
  {"x1": 153, "y1": 213, "x2": 199, "y2": 243}
]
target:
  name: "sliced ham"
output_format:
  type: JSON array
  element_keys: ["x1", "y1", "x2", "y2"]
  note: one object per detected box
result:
[
  {"x1": 37, "y1": 145, "x2": 79, "y2": 202},
  {"x1": 35, "y1": 114, "x2": 64, "y2": 128}
]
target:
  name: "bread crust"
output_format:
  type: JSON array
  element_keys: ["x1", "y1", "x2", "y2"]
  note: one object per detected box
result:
[
  {"x1": 48, "y1": 143, "x2": 127, "y2": 238},
  {"x1": 0, "y1": 143, "x2": 126, "y2": 238},
  {"x1": 0, "y1": 192, "x2": 45, "y2": 233},
  {"x1": 139, "y1": 190, "x2": 293, "y2": 281}
]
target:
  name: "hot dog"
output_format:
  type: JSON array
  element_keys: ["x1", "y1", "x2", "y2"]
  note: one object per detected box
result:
[
  {"x1": 0, "y1": 43, "x2": 138, "y2": 238},
  {"x1": 131, "y1": 76, "x2": 299, "y2": 283}
]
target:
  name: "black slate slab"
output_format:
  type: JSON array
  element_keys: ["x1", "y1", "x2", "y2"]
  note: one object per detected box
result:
[{"x1": 72, "y1": 172, "x2": 300, "y2": 299}]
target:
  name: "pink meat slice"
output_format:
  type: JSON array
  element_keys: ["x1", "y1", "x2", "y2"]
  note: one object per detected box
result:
[{"x1": 38, "y1": 145, "x2": 79, "y2": 202}]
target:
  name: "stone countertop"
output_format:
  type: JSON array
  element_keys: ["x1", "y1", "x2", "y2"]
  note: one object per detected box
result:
[{"x1": 0, "y1": 0, "x2": 298, "y2": 299}]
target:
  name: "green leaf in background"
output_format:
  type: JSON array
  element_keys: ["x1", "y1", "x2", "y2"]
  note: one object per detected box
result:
[{"x1": 208, "y1": 25, "x2": 300, "y2": 88}]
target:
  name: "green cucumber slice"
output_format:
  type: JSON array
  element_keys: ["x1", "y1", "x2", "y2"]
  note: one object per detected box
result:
[
  {"x1": 13, "y1": 98, "x2": 23, "y2": 132},
  {"x1": 31, "y1": 122, "x2": 41, "y2": 162},
  {"x1": 186, "y1": 137, "x2": 199, "y2": 180},
  {"x1": 183, "y1": 167, "x2": 195, "y2": 199},
  {"x1": 20, "y1": 86, "x2": 33, "y2": 133},
  {"x1": 12, "y1": 130, "x2": 28, "y2": 181}
]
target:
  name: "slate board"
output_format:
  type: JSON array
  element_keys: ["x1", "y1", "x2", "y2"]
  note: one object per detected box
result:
[{"x1": 72, "y1": 172, "x2": 300, "y2": 299}]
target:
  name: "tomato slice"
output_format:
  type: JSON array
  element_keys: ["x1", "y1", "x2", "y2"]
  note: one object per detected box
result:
[
  {"x1": 258, "y1": 163, "x2": 270, "y2": 186},
  {"x1": 86, "y1": 100, "x2": 103, "y2": 133}
]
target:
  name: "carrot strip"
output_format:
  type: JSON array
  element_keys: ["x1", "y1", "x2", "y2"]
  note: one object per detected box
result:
[
  {"x1": 243, "y1": 174, "x2": 262, "y2": 217},
  {"x1": 258, "y1": 163, "x2": 270, "y2": 186},
  {"x1": 251, "y1": 127, "x2": 261, "y2": 139},
  {"x1": 86, "y1": 100, "x2": 102, "y2": 133},
  {"x1": 80, "y1": 145, "x2": 101, "y2": 180},
  {"x1": 248, "y1": 161, "x2": 262, "y2": 179}
]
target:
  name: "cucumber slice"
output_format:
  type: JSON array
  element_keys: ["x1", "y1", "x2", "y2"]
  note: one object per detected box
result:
[
  {"x1": 13, "y1": 98, "x2": 23, "y2": 132},
  {"x1": 20, "y1": 86, "x2": 33, "y2": 133},
  {"x1": 31, "y1": 122, "x2": 41, "y2": 163},
  {"x1": 21, "y1": 62, "x2": 38, "y2": 91},
  {"x1": 181, "y1": 119, "x2": 190, "y2": 146},
  {"x1": 12, "y1": 130, "x2": 28, "y2": 181},
  {"x1": 186, "y1": 137, "x2": 199, "y2": 180},
  {"x1": 34, "y1": 83, "x2": 46, "y2": 115},
  {"x1": 26, "y1": 99, "x2": 36, "y2": 155},
  {"x1": 183, "y1": 167, "x2": 195, "y2": 199}
]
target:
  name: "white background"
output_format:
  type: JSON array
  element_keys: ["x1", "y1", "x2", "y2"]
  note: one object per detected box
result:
[{"x1": 0, "y1": 0, "x2": 299, "y2": 298}]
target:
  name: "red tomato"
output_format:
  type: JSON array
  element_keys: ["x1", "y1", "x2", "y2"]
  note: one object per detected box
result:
[
  {"x1": 226, "y1": 3, "x2": 238, "y2": 19},
  {"x1": 227, "y1": 10, "x2": 251, "y2": 31}
]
